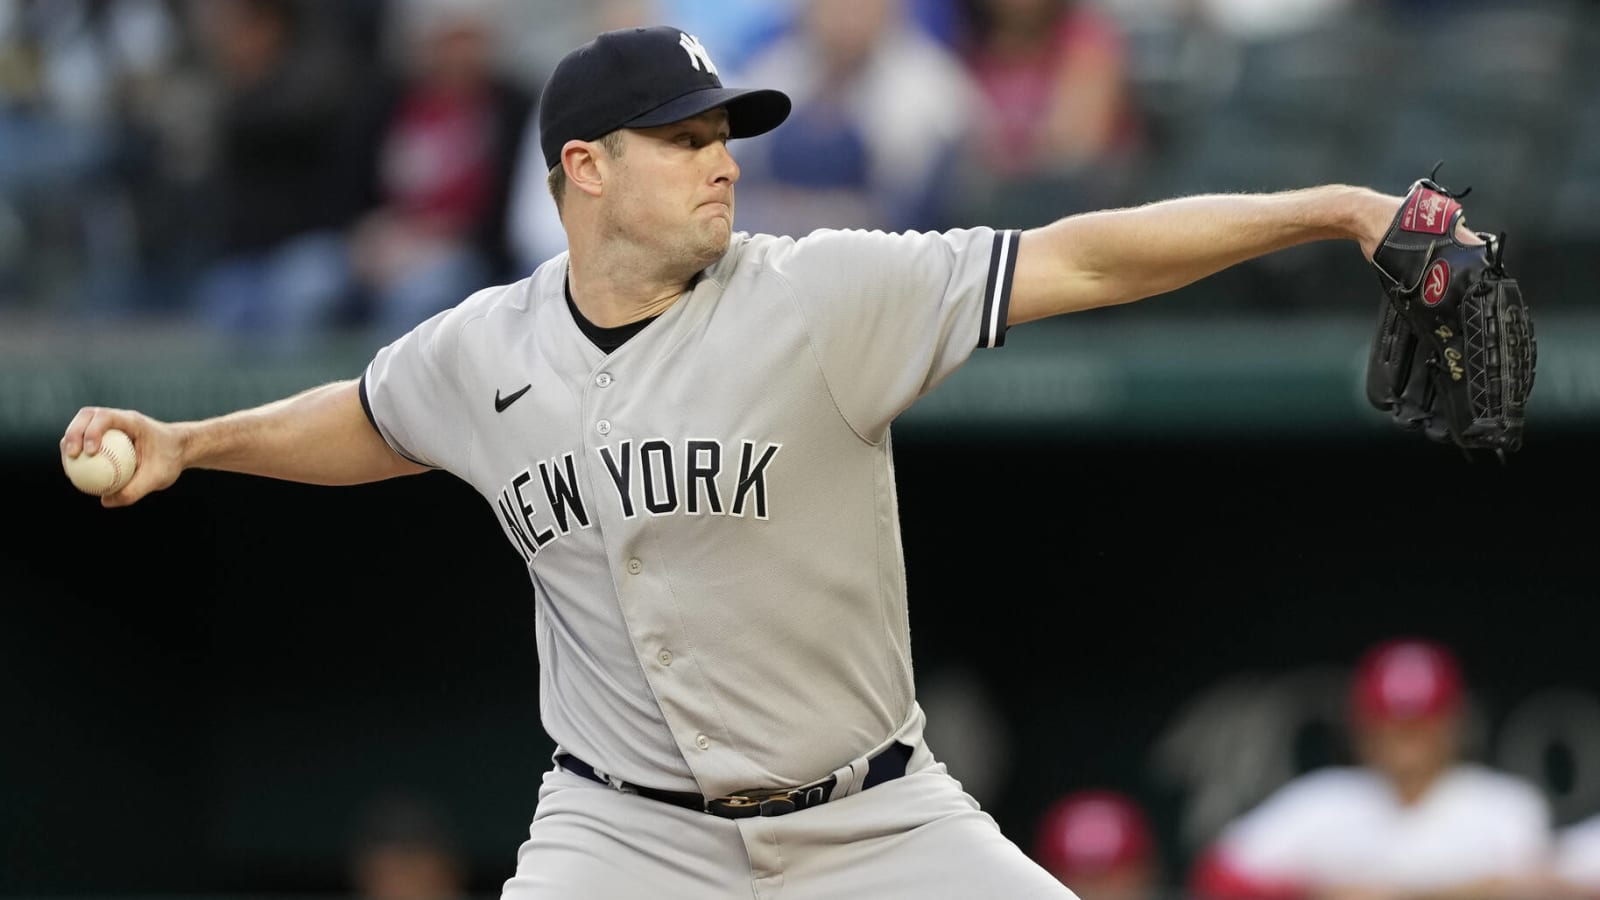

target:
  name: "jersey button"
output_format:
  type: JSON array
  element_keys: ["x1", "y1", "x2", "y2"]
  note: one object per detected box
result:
[
  {"x1": 595, "y1": 372, "x2": 613, "y2": 387},
  {"x1": 596, "y1": 419, "x2": 611, "y2": 435},
  {"x1": 657, "y1": 649, "x2": 673, "y2": 666},
  {"x1": 695, "y1": 734, "x2": 711, "y2": 750},
  {"x1": 627, "y1": 558, "x2": 642, "y2": 574}
]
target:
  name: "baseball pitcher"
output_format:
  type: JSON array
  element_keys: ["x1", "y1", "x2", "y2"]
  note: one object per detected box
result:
[{"x1": 60, "y1": 23, "x2": 1517, "y2": 900}]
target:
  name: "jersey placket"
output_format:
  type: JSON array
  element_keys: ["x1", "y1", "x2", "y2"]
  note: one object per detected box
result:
[{"x1": 580, "y1": 360, "x2": 742, "y2": 794}]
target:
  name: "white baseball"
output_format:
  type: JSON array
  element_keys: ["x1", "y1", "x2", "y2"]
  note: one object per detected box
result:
[{"x1": 62, "y1": 427, "x2": 138, "y2": 496}]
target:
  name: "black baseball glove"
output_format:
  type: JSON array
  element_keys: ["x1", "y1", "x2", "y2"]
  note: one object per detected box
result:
[{"x1": 1364, "y1": 165, "x2": 1536, "y2": 460}]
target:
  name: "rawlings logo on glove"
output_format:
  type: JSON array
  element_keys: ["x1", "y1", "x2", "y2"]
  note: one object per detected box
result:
[
  {"x1": 1365, "y1": 164, "x2": 1536, "y2": 461},
  {"x1": 1422, "y1": 261, "x2": 1449, "y2": 306}
]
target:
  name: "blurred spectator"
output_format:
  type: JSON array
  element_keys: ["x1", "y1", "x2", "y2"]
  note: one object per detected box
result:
[
  {"x1": 905, "y1": 0, "x2": 966, "y2": 48},
  {"x1": 348, "y1": 791, "x2": 470, "y2": 900},
  {"x1": 1553, "y1": 812, "x2": 1600, "y2": 899},
  {"x1": 1187, "y1": 637, "x2": 1555, "y2": 900},
  {"x1": 0, "y1": 0, "x2": 190, "y2": 316},
  {"x1": 950, "y1": 0, "x2": 1143, "y2": 191},
  {"x1": 341, "y1": 0, "x2": 535, "y2": 344},
  {"x1": 652, "y1": 0, "x2": 796, "y2": 74},
  {"x1": 1033, "y1": 789, "x2": 1161, "y2": 900},
  {"x1": 1368, "y1": 0, "x2": 1473, "y2": 21},
  {"x1": 728, "y1": 0, "x2": 983, "y2": 237},
  {"x1": 1188, "y1": 0, "x2": 1354, "y2": 41},
  {"x1": 183, "y1": 0, "x2": 362, "y2": 341},
  {"x1": 321, "y1": 0, "x2": 389, "y2": 65},
  {"x1": 505, "y1": 0, "x2": 659, "y2": 273},
  {"x1": 1090, "y1": 0, "x2": 1193, "y2": 26}
]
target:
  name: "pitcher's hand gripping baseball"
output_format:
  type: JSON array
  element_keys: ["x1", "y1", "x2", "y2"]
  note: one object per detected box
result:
[
  {"x1": 60, "y1": 407, "x2": 180, "y2": 507},
  {"x1": 1364, "y1": 165, "x2": 1536, "y2": 460}
]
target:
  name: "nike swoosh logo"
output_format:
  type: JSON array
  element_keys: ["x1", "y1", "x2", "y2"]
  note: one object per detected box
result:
[{"x1": 494, "y1": 384, "x2": 531, "y2": 413}]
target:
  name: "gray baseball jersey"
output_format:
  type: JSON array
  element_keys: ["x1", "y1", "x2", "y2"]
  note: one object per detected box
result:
[{"x1": 361, "y1": 225, "x2": 1020, "y2": 800}]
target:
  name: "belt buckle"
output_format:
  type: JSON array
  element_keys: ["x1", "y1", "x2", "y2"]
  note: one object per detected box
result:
[{"x1": 708, "y1": 775, "x2": 836, "y2": 819}]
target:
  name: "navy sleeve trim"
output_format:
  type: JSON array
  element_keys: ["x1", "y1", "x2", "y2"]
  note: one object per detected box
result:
[
  {"x1": 978, "y1": 229, "x2": 1019, "y2": 349},
  {"x1": 358, "y1": 373, "x2": 378, "y2": 433}
]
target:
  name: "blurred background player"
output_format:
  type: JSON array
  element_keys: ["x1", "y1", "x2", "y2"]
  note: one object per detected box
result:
[
  {"x1": 1552, "y1": 811, "x2": 1600, "y2": 899},
  {"x1": 347, "y1": 791, "x2": 470, "y2": 900},
  {"x1": 1032, "y1": 789, "x2": 1161, "y2": 900},
  {"x1": 1187, "y1": 636, "x2": 1555, "y2": 900}
]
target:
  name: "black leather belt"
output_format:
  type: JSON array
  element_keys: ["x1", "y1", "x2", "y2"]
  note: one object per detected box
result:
[{"x1": 555, "y1": 740, "x2": 913, "y2": 819}]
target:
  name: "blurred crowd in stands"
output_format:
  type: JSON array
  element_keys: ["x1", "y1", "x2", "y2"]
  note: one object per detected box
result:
[{"x1": 1, "y1": 0, "x2": 1597, "y2": 347}]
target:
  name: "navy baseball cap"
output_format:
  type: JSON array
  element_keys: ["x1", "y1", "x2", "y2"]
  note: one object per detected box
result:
[{"x1": 539, "y1": 25, "x2": 792, "y2": 171}]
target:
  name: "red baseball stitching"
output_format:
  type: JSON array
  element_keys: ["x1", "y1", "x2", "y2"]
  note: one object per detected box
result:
[{"x1": 101, "y1": 439, "x2": 128, "y2": 494}]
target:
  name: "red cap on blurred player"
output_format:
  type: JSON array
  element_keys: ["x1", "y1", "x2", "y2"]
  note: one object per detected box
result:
[
  {"x1": 1349, "y1": 637, "x2": 1465, "y2": 723},
  {"x1": 1034, "y1": 790, "x2": 1154, "y2": 879}
]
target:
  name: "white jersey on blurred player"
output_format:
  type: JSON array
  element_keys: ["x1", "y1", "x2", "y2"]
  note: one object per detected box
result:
[
  {"x1": 1555, "y1": 813, "x2": 1600, "y2": 896},
  {"x1": 1194, "y1": 764, "x2": 1550, "y2": 894},
  {"x1": 1189, "y1": 639, "x2": 1553, "y2": 899}
]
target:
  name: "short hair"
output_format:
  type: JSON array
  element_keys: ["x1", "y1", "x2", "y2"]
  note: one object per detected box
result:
[{"x1": 547, "y1": 130, "x2": 627, "y2": 216}]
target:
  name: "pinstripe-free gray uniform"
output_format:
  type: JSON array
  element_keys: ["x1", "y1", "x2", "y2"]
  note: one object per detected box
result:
[{"x1": 360, "y1": 225, "x2": 1074, "y2": 898}]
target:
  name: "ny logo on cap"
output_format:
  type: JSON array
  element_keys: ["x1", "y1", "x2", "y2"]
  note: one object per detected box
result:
[{"x1": 678, "y1": 33, "x2": 718, "y2": 76}]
